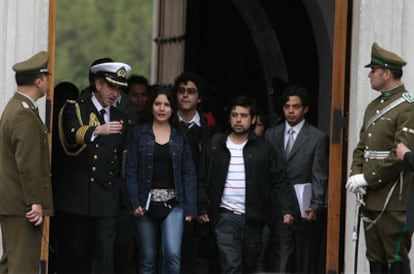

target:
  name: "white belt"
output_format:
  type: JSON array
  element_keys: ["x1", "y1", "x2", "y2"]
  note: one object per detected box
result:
[{"x1": 364, "y1": 150, "x2": 390, "y2": 160}]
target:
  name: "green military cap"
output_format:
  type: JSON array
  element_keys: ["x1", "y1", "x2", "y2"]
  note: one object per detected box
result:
[
  {"x1": 364, "y1": 42, "x2": 406, "y2": 70},
  {"x1": 12, "y1": 51, "x2": 50, "y2": 74}
]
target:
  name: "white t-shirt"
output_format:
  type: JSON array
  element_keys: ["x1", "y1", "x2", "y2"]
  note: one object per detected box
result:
[{"x1": 220, "y1": 136, "x2": 247, "y2": 214}]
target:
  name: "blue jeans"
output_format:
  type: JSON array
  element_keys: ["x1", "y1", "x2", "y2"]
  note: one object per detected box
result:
[{"x1": 134, "y1": 205, "x2": 184, "y2": 274}]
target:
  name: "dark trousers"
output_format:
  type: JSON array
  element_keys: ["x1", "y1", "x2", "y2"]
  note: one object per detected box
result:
[
  {"x1": 114, "y1": 207, "x2": 136, "y2": 274},
  {"x1": 215, "y1": 211, "x2": 263, "y2": 274},
  {"x1": 278, "y1": 218, "x2": 326, "y2": 274},
  {"x1": 55, "y1": 211, "x2": 117, "y2": 274},
  {"x1": 181, "y1": 220, "x2": 220, "y2": 274}
]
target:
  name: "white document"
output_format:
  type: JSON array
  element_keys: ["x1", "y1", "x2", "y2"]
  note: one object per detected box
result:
[{"x1": 293, "y1": 183, "x2": 312, "y2": 217}]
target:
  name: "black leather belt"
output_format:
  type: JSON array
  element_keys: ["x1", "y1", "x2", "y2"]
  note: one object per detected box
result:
[{"x1": 220, "y1": 207, "x2": 244, "y2": 215}]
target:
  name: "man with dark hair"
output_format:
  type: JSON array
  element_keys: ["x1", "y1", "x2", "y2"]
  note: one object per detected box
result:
[
  {"x1": 346, "y1": 42, "x2": 414, "y2": 273},
  {"x1": 56, "y1": 61, "x2": 131, "y2": 274},
  {"x1": 0, "y1": 51, "x2": 54, "y2": 274},
  {"x1": 265, "y1": 84, "x2": 329, "y2": 274},
  {"x1": 198, "y1": 95, "x2": 295, "y2": 273},
  {"x1": 173, "y1": 72, "x2": 218, "y2": 273}
]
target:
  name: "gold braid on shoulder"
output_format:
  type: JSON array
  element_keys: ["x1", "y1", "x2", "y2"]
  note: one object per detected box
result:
[{"x1": 58, "y1": 101, "x2": 88, "y2": 156}]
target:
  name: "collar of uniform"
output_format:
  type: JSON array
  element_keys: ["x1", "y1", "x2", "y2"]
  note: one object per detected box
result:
[
  {"x1": 380, "y1": 83, "x2": 403, "y2": 99},
  {"x1": 16, "y1": 90, "x2": 37, "y2": 109},
  {"x1": 91, "y1": 93, "x2": 110, "y2": 113}
]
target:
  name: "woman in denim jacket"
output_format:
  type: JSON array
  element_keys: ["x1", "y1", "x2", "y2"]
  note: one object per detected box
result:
[{"x1": 125, "y1": 86, "x2": 197, "y2": 274}]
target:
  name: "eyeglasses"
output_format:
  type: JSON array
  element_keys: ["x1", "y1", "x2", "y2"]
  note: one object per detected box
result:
[{"x1": 177, "y1": 87, "x2": 198, "y2": 94}]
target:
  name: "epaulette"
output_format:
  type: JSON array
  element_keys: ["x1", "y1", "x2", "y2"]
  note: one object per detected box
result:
[
  {"x1": 402, "y1": 92, "x2": 414, "y2": 103},
  {"x1": 21, "y1": 101, "x2": 31, "y2": 109}
]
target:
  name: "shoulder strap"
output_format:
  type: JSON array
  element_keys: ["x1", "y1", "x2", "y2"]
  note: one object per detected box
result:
[{"x1": 365, "y1": 97, "x2": 405, "y2": 131}]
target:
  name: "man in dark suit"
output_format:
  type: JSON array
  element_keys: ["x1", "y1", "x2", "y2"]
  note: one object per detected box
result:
[
  {"x1": 0, "y1": 51, "x2": 54, "y2": 274},
  {"x1": 265, "y1": 84, "x2": 329, "y2": 274},
  {"x1": 55, "y1": 61, "x2": 131, "y2": 274}
]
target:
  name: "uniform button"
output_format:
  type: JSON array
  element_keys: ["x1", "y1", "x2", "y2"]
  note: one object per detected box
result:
[
  {"x1": 90, "y1": 177, "x2": 95, "y2": 183},
  {"x1": 71, "y1": 128, "x2": 75, "y2": 132},
  {"x1": 96, "y1": 144, "x2": 99, "y2": 148},
  {"x1": 368, "y1": 133, "x2": 372, "y2": 137},
  {"x1": 111, "y1": 161, "x2": 114, "y2": 164},
  {"x1": 378, "y1": 179, "x2": 382, "y2": 183},
  {"x1": 365, "y1": 159, "x2": 369, "y2": 162},
  {"x1": 94, "y1": 155, "x2": 98, "y2": 160},
  {"x1": 380, "y1": 99, "x2": 384, "y2": 103},
  {"x1": 92, "y1": 166, "x2": 96, "y2": 172},
  {"x1": 108, "y1": 181, "x2": 112, "y2": 185},
  {"x1": 372, "y1": 122, "x2": 375, "y2": 126},
  {"x1": 372, "y1": 171, "x2": 376, "y2": 175},
  {"x1": 114, "y1": 149, "x2": 118, "y2": 153},
  {"x1": 109, "y1": 171, "x2": 113, "y2": 175},
  {"x1": 376, "y1": 110, "x2": 380, "y2": 114},
  {"x1": 365, "y1": 146, "x2": 369, "y2": 149}
]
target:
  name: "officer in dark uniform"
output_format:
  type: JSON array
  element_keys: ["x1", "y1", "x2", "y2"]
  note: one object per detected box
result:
[
  {"x1": 55, "y1": 61, "x2": 131, "y2": 274},
  {"x1": 0, "y1": 51, "x2": 54, "y2": 274},
  {"x1": 346, "y1": 42, "x2": 414, "y2": 274}
]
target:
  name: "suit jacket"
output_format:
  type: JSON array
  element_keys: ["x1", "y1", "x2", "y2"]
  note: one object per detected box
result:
[
  {"x1": 0, "y1": 92, "x2": 53, "y2": 216},
  {"x1": 56, "y1": 95, "x2": 128, "y2": 217},
  {"x1": 265, "y1": 121, "x2": 329, "y2": 229}
]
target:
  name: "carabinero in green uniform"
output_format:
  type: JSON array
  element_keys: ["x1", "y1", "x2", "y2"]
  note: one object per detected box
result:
[{"x1": 347, "y1": 42, "x2": 414, "y2": 273}]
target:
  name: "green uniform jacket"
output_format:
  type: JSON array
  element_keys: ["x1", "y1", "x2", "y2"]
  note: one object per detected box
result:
[
  {"x1": 351, "y1": 85, "x2": 414, "y2": 211},
  {"x1": 0, "y1": 92, "x2": 53, "y2": 216}
]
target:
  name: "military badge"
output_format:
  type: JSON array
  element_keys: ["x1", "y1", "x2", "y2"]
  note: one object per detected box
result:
[
  {"x1": 402, "y1": 92, "x2": 414, "y2": 103},
  {"x1": 116, "y1": 67, "x2": 127, "y2": 79}
]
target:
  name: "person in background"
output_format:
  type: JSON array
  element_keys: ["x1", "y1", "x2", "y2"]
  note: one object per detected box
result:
[
  {"x1": 125, "y1": 74, "x2": 149, "y2": 125},
  {"x1": 125, "y1": 86, "x2": 197, "y2": 274},
  {"x1": 56, "y1": 61, "x2": 131, "y2": 274},
  {"x1": 0, "y1": 51, "x2": 54, "y2": 274},
  {"x1": 265, "y1": 84, "x2": 329, "y2": 274},
  {"x1": 173, "y1": 72, "x2": 219, "y2": 273},
  {"x1": 346, "y1": 42, "x2": 414, "y2": 273},
  {"x1": 254, "y1": 110, "x2": 269, "y2": 137},
  {"x1": 49, "y1": 81, "x2": 79, "y2": 274},
  {"x1": 198, "y1": 96, "x2": 295, "y2": 274}
]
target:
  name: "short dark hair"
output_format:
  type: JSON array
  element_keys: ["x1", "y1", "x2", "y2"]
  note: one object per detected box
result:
[
  {"x1": 127, "y1": 74, "x2": 149, "y2": 88},
  {"x1": 280, "y1": 84, "x2": 310, "y2": 108},
  {"x1": 173, "y1": 72, "x2": 206, "y2": 97},
  {"x1": 15, "y1": 72, "x2": 46, "y2": 86},
  {"x1": 227, "y1": 96, "x2": 258, "y2": 117}
]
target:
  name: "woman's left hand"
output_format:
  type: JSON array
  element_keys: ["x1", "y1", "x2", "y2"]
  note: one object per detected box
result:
[{"x1": 185, "y1": 216, "x2": 193, "y2": 222}]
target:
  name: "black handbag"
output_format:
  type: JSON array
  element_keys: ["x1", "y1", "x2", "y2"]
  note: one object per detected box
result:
[{"x1": 146, "y1": 198, "x2": 178, "y2": 221}]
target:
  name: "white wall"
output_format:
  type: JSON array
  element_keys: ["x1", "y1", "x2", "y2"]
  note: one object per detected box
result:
[
  {"x1": 0, "y1": 0, "x2": 50, "y2": 257},
  {"x1": 0, "y1": 0, "x2": 50, "y2": 119},
  {"x1": 346, "y1": 0, "x2": 414, "y2": 272}
]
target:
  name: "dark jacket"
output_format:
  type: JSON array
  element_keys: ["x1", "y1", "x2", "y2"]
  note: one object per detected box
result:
[
  {"x1": 125, "y1": 123, "x2": 198, "y2": 217},
  {"x1": 198, "y1": 131, "x2": 295, "y2": 225},
  {"x1": 56, "y1": 96, "x2": 128, "y2": 217}
]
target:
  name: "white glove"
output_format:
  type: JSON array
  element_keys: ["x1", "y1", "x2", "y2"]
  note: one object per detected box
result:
[{"x1": 345, "y1": 174, "x2": 368, "y2": 194}]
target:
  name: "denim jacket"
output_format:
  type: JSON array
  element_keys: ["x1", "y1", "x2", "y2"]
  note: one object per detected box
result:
[{"x1": 125, "y1": 123, "x2": 197, "y2": 216}]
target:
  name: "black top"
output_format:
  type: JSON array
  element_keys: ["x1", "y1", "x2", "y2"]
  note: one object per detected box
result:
[{"x1": 152, "y1": 142, "x2": 174, "y2": 189}]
